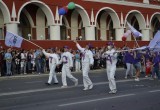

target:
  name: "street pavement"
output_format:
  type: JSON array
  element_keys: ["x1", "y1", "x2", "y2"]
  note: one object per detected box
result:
[{"x1": 0, "y1": 68, "x2": 160, "y2": 110}]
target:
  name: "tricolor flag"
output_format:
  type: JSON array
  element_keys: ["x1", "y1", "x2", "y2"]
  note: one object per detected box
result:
[
  {"x1": 5, "y1": 31, "x2": 23, "y2": 48},
  {"x1": 127, "y1": 22, "x2": 142, "y2": 37}
]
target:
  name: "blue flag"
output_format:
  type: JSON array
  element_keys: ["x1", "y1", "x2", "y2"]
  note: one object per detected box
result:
[
  {"x1": 5, "y1": 31, "x2": 23, "y2": 48},
  {"x1": 148, "y1": 31, "x2": 160, "y2": 49}
]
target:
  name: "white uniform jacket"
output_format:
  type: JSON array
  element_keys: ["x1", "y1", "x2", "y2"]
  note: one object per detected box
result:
[
  {"x1": 42, "y1": 50, "x2": 59, "y2": 67},
  {"x1": 59, "y1": 52, "x2": 73, "y2": 67},
  {"x1": 76, "y1": 43, "x2": 94, "y2": 65},
  {"x1": 103, "y1": 49, "x2": 117, "y2": 66}
]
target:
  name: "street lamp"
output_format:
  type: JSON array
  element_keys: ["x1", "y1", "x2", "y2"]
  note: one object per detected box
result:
[
  {"x1": 100, "y1": 36, "x2": 103, "y2": 40},
  {"x1": 110, "y1": 36, "x2": 113, "y2": 41},
  {"x1": 67, "y1": 35, "x2": 70, "y2": 40},
  {"x1": 40, "y1": 35, "x2": 43, "y2": 40},
  {"x1": 28, "y1": 34, "x2": 31, "y2": 40},
  {"x1": 79, "y1": 36, "x2": 82, "y2": 40}
]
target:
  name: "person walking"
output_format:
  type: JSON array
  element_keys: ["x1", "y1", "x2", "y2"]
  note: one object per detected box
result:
[
  {"x1": 59, "y1": 46, "x2": 78, "y2": 88},
  {"x1": 123, "y1": 48, "x2": 134, "y2": 79},
  {"x1": 103, "y1": 42, "x2": 118, "y2": 94},
  {"x1": 74, "y1": 40, "x2": 94, "y2": 90},
  {"x1": 42, "y1": 49, "x2": 59, "y2": 85},
  {"x1": 75, "y1": 50, "x2": 81, "y2": 72}
]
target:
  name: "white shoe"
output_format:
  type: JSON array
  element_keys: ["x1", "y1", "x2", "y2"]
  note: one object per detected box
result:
[
  {"x1": 88, "y1": 84, "x2": 93, "y2": 90},
  {"x1": 83, "y1": 87, "x2": 89, "y2": 91},
  {"x1": 145, "y1": 75, "x2": 148, "y2": 78},
  {"x1": 109, "y1": 90, "x2": 117, "y2": 94},
  {"x1": 135, "y1": 78, "x2": 140, "y2": 81},
  {"x1": 125, "y1": 76, "x2": 127, "y2": 79},
  {"x1": 61, "y1": 85, "x2": 68, "y2": 88},
  {"x1": 75, "y1": 80, "x2": 78, "y2": 86}
]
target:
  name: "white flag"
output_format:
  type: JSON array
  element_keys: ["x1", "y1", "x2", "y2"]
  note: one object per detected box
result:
[
  {"x1": 5, "y1": 31, "x2": 23, "y2": 48},
  {"x1": 127, "y1": 22, "x2": 142, "y2": 37}
]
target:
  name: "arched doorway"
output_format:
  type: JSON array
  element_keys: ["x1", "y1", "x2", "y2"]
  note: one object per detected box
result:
[
  {"x1": 125, "y1": 10, "x2": 146, "y2": 41},
  {"x1": 0, "y1": 1, "x2": 10, "y2": 39},
  {"x1": 150, "y1": 13, "x2": 160, "y2": 38},
  {"x1": 0, "y1": 10, "x2": 4, "y2": 39},
  {"x1": 95, "y1": 7, "x2": 120, "y2": 41},
  {"x1": 17, "y1": 1, "x2": 54, "y2": 40}
]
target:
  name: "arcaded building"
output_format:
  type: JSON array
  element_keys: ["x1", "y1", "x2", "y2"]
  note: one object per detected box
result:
[{"x1": 0, "y1": 0, "x2": 160, "y2": 48}]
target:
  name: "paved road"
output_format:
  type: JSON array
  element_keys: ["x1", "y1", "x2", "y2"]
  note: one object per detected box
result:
[{"x1": 0, "y1": 69, "x2": 160, "y2": 110}]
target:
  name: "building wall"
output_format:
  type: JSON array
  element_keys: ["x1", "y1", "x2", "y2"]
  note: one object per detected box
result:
[{"x1": 0, "y1": 0, "x2": 159, "y2": 49}]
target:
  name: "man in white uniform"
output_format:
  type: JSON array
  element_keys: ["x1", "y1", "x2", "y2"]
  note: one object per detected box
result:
[
  {"x1": 59, "y1": 46, "x2": 78, "y2": 88},
  {"x1": 74, "y1": 40, "x2": 94, "y2": 90},
  {"x1": 42, "y1": 49, "x2": 59, "y2": 85},
  {"x1": 103, "y1": 42, "x2": 118, "y2": 94}
]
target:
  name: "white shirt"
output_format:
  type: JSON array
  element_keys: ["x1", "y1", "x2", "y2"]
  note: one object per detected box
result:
[
  {"x1": 60, "y1": 51, "x2": 73, "y2": 67},
  {"x1": 42, "y1": 50, "x2": 59, "y2": 67},
  {"x1": 103, "y1": 48, "x2": 117, "y2": 65},
  {"x1": 76, "y1": 43, "x2": 94, "y2": 65}
]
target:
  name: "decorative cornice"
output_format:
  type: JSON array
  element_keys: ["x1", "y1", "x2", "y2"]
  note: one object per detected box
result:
[{"x1": 83, "y1": 0, "x2": 160, "y2": 10}]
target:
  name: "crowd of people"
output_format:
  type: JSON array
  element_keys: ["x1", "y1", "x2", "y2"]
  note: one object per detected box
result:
[
  {"x1": 0, "y1": 41, "x2": 160, "y2": 93},
  {"x1": 0, "y1": 45, "x2": 123, "y2": 77}
]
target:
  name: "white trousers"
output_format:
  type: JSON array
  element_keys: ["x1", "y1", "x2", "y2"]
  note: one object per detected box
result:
[
  {"x1": 48, "y1": 64, "x2": 58, "y2": 84},
  {"x1": 82, "y1": 62, "x2": 93, "y2": 88},
  {"x1": 75, "y1": 61, "x2": 81, "y2": 72},
  {"x1": 106, "y1": 64, "x2": 117, "y2": 91},
  {"x1": 62, "y1": 65, "x2": 77, "y2": 86}
]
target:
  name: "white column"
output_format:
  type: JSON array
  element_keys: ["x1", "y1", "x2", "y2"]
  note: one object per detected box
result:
[
  {"x1": 142, "y1": 29, "x2": 150, "y2": 41},
  {"x1": 85, "y1": 26, "x2": 95, "y2": 40},
  {"x1": 6, "y1": 23, "x2": 18, "y2": 35},
  {"x1": 115, "y1": 28, "x2": 124, "y2": 41},
  {"x1": 49, "y1": 25, "x2": 60, "y2": 40}
]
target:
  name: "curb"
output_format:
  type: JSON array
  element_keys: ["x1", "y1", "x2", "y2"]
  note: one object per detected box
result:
[{"x1": 0, "y1": 68, "x2": 124, "y2": 79}]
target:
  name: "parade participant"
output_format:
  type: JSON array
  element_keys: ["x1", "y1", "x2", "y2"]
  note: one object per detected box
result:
[
  {"x1": 123, "y1": 48, "x2": 134, "y2": 79},
  {"x1": 74, "y1": 40, "x2": 94, "y2": 91},
  {"x1": 42, "y1": 49, "x2": 59, "y2": 85},
  {"x1": 133, "y1": 50, "x2": 142, "y2": 81},
  {"x1": 151, "y1": 52, "x2": 160, "y2": 80},
  {"x1": 59, "y1": 46, "x2": 78, "y2": 88},
  {"x1": 103, "y1": 42, "x2": 117, "y2": 94},
  {"x1": 75, "y1": 50, "x2": 81, "y2": 72}
]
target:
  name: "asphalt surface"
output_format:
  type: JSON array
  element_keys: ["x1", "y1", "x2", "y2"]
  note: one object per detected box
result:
[{"x1": 0, "y1": 68, "x2": 160, "y2": 110}]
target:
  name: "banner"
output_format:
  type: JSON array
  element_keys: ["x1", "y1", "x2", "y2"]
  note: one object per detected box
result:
[
  {"x1": 148, "y1": 31, "x2": 160, "y2": 49},
  {"x1": 5, "y1": 31, "x2": 23, "y2": 48},
  {"x1": 127, "y1": 22, "x2": 142, "y2": 37}
]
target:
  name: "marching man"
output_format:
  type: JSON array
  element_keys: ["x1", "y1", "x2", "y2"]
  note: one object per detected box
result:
[
  {"x1": 59, "y1": 46, "x2": 78, "y2": 88},
  {"x1": 103, "y1": 42, "x2": 118, "y2": 94},
  {"x1": 74, "y1": 40, "x2": 94, "y2": 91},
  {"x1": 42, "y1": 49, "x2": 59, "y2": 85}
]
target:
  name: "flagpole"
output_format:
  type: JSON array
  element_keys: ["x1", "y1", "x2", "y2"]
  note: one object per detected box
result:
[
  {"x1": 24, "y1": 39, "x2": 43, "y2": 49},
  {"x1": 132, "y1": 34, "x2": 140, "y2": 47}
]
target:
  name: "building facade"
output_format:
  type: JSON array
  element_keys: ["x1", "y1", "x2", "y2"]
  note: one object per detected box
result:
[{"x1": 0, "y1": 0, "x2": 160, "y2": 48}]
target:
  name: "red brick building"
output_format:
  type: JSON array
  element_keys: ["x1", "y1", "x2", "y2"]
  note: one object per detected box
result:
[{"x1": 0, "y1": 0, "x2": 159, "y2": 49}]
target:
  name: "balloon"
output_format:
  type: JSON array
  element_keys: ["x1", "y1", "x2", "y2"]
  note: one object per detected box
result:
[
  {"x1": 58, "y1": 8, "x2": 66, "y2": 15},
  {"x1": 122, "y1": 36, "x2": 126, "y2": 41},
  {"x1": 133, "y1": 31, "x2": 139, "y2": 37},
  {"x1": 68, "y1": 2, "x2": 76, "y2": 10}
]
